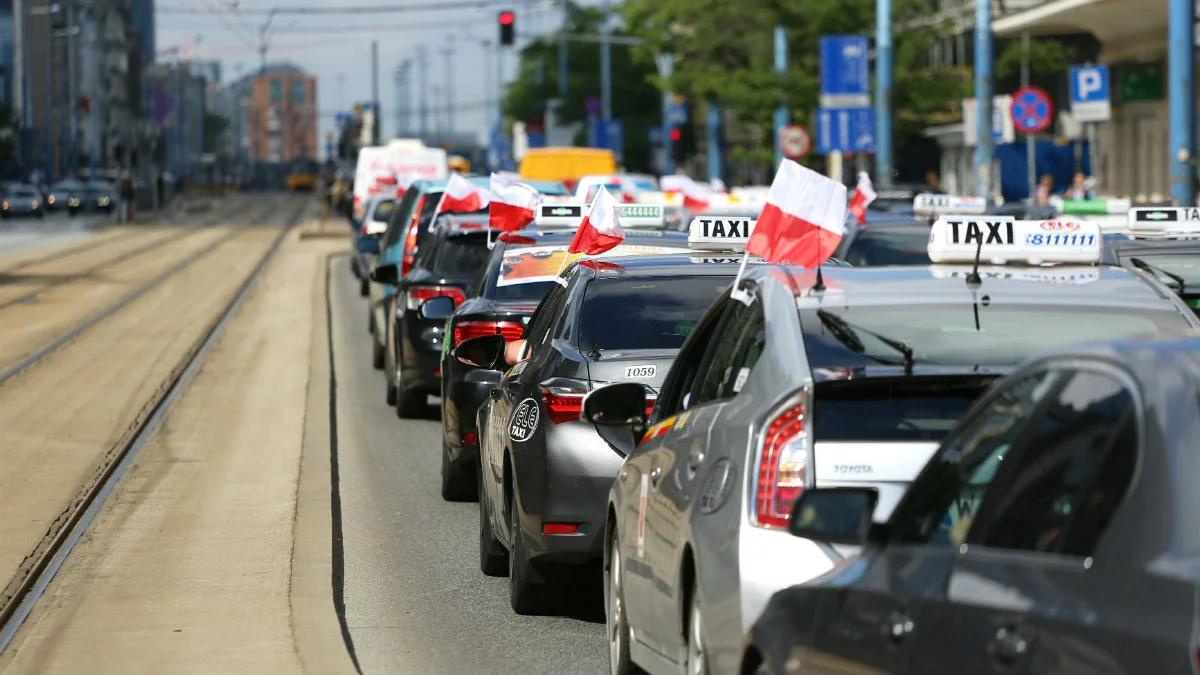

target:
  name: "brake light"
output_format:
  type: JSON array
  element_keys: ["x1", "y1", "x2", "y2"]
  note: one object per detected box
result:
[
  {"x1": 542, "y1": 523, "x2": 578, "y2": 535},
  {"x1": 401, "y1": 196, "x2": 425, "y2": 276},
  {"x1": 453, "y1": 320, "x2": 524, "y2": 347},
  {"x1": 644, "y1": 396, "x2": 657, "y2": 421},
  {"x1": 405, "y1": 285, "x2": 466, "y2": 311},
  {"x1": 462, "y1": 431, "x2": 478, "y2": 447},
  {"x1": 540, "y1": 383, "x2": 588, "y2": 424},
  {"x1": 753, "y1": 398, "x2": 810, "y2": 529}
]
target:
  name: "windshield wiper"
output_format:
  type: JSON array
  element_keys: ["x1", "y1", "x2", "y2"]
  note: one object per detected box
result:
[
  {"x1": 817, "y1": 309, "x2": 916, "y2": 375},
  {"x1": 1130, "y1": 257, "x2": 1187, "y2": 294}
]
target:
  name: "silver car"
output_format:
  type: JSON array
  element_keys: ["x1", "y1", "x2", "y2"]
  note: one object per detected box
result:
[{"x1": 591, "y1": 258, "x2": 1199, "y2": 675}]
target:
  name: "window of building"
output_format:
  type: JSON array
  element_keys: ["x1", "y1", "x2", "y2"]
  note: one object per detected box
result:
[
  {"x1": 291, "y1": 79, "x2": 306, "y2": 104},
  {"x1": 269, "y1": 78, "x2": 282, "y2": 101}
]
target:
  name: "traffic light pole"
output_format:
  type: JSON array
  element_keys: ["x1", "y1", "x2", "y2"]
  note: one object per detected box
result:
[
  {"x1": 600, "y1": 0, "x2": 612, "y2": 121},
  {"x1": 874, "y1": 0, "x2": 893, "y2": 189},
  {"x1": 658, "y1": 53, "x2": 674, "y2": 175},
  {"x1": 773, "y1": 26, "x2": 788, "y2": 169},
  {"x1": 974, "y1": 0, "x2": 993, "y2": 199},
  {"x1": 1169, "y1": 0, "x2": 1195, "y2": 205}
]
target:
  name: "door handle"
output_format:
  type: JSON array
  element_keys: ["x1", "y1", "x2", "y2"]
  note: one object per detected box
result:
[
  {"x1": 883, "y1": 610, "x2": 914, "y2": 643},
  {"x1": 686, "y1": 448, "x2": 705, "y2": 472},
  {"x1": 989, "y1": 626, "x2": 1029, "y2": 664}
]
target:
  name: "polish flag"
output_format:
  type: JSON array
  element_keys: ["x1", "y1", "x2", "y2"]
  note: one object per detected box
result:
[
  {"x1": 568, "y1": 186, "x2": 625, "y2": 255},
  {"x1": 679, "y1": 178, "x2": 712, "y2": 212},
  {"x1": 439, "y1": 173, "x2": 490, "y2": 213},
  {"x1": 746, "y1": 160, "x2": 847, "y2": 267},
  {"x1": 848, "y1": 171, "x2": 877, "y2": 226},
  {"x1": 488, "y1": 173, "x2": 541, "y2": 232}
]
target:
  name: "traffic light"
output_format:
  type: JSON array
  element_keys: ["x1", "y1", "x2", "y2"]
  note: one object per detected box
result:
[{"x1": 498, "y1": 10, "x2": 515, "y2": 46}]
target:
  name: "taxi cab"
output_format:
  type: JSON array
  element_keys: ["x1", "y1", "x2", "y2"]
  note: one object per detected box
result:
[
  {"x1": 450, "y1": 215, "x2": 759, "y2": 615},
  {"x1": 585, "y1": 216, "x2": 1199, "y2": 675},
  {"x1": 1103, "y1": 206, "x2": 1200, "y2": 314}
]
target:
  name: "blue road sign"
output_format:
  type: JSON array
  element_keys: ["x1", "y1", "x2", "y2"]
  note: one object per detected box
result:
[
  {"x1": 1011, "y1": 86, "x2": 1053, "y2": 134},
  {"x1": 819, "y1": 36, "x2": 870, "y2": 108},
  {"x1": 587, "y1": 118, "x2": 624, "y2": 158},
  {"x1": 1069, "y1": 65, "x2": 1111, "y2": 122},
  {"x1": 669, "y1": 101, "x2": 688, "y2": 126},
  {"x1": 817, "y1": 107, "x2": 875, "y2": 154}
]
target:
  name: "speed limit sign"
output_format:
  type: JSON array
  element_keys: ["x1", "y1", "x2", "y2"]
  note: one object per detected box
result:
[{"x1": 778, "y1": 125, "x2": 811, "y2": 159}]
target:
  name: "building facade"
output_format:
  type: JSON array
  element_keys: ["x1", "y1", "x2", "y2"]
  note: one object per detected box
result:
[{"x1": 245, "y1": 64, "x2": 317, "y2": 165}]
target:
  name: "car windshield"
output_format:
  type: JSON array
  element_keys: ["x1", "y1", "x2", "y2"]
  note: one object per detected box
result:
[
  {"x1": 578, "y1": 276, "x2": 728, "y2": 351},
  {"x1": 1124, "y1": 253, "x2": 1200, "y2": 286},
  {"x1": 372, "y1": 199, "x2": 396, "y2": 222},
  {"x1": 800, "y1": 303, "x2": 1190, "y2": 370},
  {"x1": 52, "y1": 182, "x2": 82, "y2": 191},
  {"x1": 814, "y1": 377, "x2": 993, "y2": 441},
  {"x1": 843, "y1": 228, "x2": 932, "y2": 266},
  {"x1": 87, "y1": 182, "x2": 114, "y2": 192},
  {"x1": 431, "y1": 234, "x2": 491, "y2": 277}
]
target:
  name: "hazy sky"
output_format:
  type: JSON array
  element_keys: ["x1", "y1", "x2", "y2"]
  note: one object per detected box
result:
[{"x1": 156, "y1": 0, "x2": 567, "y2": 153}]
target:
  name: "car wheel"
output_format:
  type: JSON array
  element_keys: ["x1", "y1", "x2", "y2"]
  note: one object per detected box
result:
[
  {"x1": 685, "y1": 578, "x2": 707, "y2": 675},
  {"x1": 371, "y1": 335, "x2": 385, "y2": 370},
  {"x1": 359, "y1": 277, "x2": 369, "y2": 297},
  {"x1": 607, "y1": 532, "x2": 644, "y2": 675},
  {"x1": 441, "y1": 439, "x2": 476, "y2": 501},
  {"x1": 394, "y1": 377, "x2": 427, "y2": 418},
  {"x1": 479, "y1": 468, "x2": 508, "y2": 576},
  {"x1": 509, "y1": 497, "x2": 553, "y2": 615}
]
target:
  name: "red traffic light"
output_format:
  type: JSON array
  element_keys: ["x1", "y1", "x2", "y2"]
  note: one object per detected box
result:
[
  {"x1": 498, "y1": 10, "x2": 514, "y2": 25},
  {"x1": 669, "y1": 128, "x2": 682, "y2": 142}
]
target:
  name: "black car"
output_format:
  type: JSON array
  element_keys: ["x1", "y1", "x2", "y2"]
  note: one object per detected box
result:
[
  {"x1": 744, "y1": 337, "x2": 1200, "y2": 675},
  {"x1": 834, "y1": 211, "x2": 930, "y2": 266},
  {"x1": 461, "y1": 254, "x2": 739, "y2": 614},
  {"x1": 438, "y1": 229, "x2": 690, "y2": 501},
  {"x1": 81, "y1": 181, "x2": 115, "y2": 213},
  {"x1": 46, "y1": 179, "x2": 85, "y2": 214},
  {"x1": 372, "y1": 212, "x2": 492, "y2": 417}
]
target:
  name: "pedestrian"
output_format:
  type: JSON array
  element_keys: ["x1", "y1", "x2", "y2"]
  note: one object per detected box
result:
[
  {"x1": 118, "y1": 173, "x2": 135, "y2": 223},
  {"x1": 1035, "y1": 174, "x2": 1055, "y2": 205},
  {"x1": 1065, "y1": 171, "x2": 1094, "y2": 200}
]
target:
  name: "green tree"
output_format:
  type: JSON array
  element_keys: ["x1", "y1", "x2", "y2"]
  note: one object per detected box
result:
[{"x1": 504, "y1": 2, "x2": 660, "y2": 171}]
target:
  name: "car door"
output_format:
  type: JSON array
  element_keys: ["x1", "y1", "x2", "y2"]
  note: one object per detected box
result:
[
  {"x1": 805, "y1": 368, "x2": 1060, "y2": 675},
  {"x1": 620, "y1": 296, "x2": 729, "y2": 658},
  {"x1": 914, "y1": 366, "x2": 1152, "y2": 675}
]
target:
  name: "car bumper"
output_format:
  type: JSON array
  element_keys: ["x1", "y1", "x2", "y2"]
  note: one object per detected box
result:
[
  {"x1": 398, "y1": 314, "x2": 447, "y2": 394},
  {"x1": 517, "y1": 421, "x2": 625, "y2": 566}
]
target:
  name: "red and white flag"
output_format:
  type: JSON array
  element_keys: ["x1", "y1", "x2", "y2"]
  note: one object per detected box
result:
[
  {"x1": 746, "y1": 159, "x2": 847, "y2": 267},
  {"x1": 680, "y1": 178, "x2": 712, "y2": 212},
  {"x1": 488, "y1": 173, "x2": 541, "y2": 232},
  {"x1": 848, "y1": 171, "x2": 877, "y2": 226},
  {"x1": 568, "y1": 186, "x2": 624, "y2": 255},
  {"x1": 439, "y1": 173, "x2": 490, "y2": 213}
]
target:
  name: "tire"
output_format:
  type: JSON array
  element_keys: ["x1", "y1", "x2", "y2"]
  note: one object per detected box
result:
[
  {"x1": 371, "y1": 335, "x2": 385, "y2": 370},
  {"x1": 607, "y1": 531, "x2": 644, "y2": 675},
  {"x1": 359, "y1": 277, "x2": 369, "y2": 297},
  {"x1": 394, "y1": 379, "x2": 427, "y2": 418},
  {"x1": 479, "y1": 469, "x2": 508, "y2": 576},
  {"x1": 441, "y1": 439, "x2": 476, "y2": 501},
  {"x1": 685, "y1": 576, "x2": 708, "y2": 675},
  {"x1": 509, "y1": 497, "x2": 553, "y2": 615}
]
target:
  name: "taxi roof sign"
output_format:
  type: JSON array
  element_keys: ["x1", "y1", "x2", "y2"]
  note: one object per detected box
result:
[
  {"x1": 913, "y1": 193, "x2": 988, "y2": 217},
  {"x1": 535, "y1": 202, "x2": 585, "y2": 227},
  {"x1": 1127, "y1": 206, "x2": 1200, "y2": 235},
  {"x1": 1059, "y1": 197, "x2": 1131, "y2": 216},
  {"x1": 534, "y1": 202, "x2": 665, "y2": 228},
  {"x1": 688, "y1": 216, "x2": 755, "y2": 251},
  {"x1": 928, "y1": 216, "x2": 1100, "y2": 265},
  {"x1": 618, "y1": 204, "x2": 665, "y2": 227}
]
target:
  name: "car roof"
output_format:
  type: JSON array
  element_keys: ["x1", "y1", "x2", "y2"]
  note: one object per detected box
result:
[
  {"x1": 761, "y1": 264, "x2": 1178, "y2": 310},
  {"x1": 573, "y1": 253, "x2": 745, "y2": 279}
]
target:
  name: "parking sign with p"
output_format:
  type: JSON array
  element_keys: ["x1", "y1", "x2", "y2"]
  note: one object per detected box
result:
[{"x1": 1069, "y1": 65, "x2": 1111, "y2": 122}]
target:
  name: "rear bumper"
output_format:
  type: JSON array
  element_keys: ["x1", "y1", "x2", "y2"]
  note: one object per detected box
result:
[
  {"x1": 517, "y1": 422, "x2": 625, "y2": 566},
  {"x1": 398, "y1": 313, "x2": 446, "y2": 394}
]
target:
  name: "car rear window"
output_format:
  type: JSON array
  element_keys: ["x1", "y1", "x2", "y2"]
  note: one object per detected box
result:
[
  {"x1": 372, "y1": 199, "x2": 396, "y2": 222},
  {"x1": 814, "y1": 378, "x2": 993, "y2": 441},
  {"x1": 431, "y1": 235, "x2": 491, "y2": 277},
  {"x1": 843, "y1": 229, "x2": 932, "y2": 266},
  {"x1": 578, "y1": 276, "x2": 728, "y2": 351},
  {"x1": 800, "y1": 303, "x2": 1190, "y2": 370}
]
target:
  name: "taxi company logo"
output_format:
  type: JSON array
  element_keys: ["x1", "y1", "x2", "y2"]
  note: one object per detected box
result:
[
  {"x1": 543, "y1": 205, "x2": 582, "y2": 217},
  {"x1": 696, "y1": 218, "x2": 753, "y2": 238},
  {"x1": 620, "y1": 205, "x2": 662, "y2": 218},
  {"x1": 834, "y1": 464, "x2": 873, "y2": 475},
  {"x1": 509, "y1": 398, "x2": 540, "y2": 442},
  {"x1": 1137, "y1": 210, "x2": 1179, "y2": 222},
  {"x1": 1039, "y1": 220, "x2": 1080, "y2": 232},
  {"x1": 945, "y1": 220, "x2": 1013, "y2": 245}
]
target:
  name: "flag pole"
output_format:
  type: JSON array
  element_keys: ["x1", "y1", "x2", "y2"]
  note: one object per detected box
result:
[
  {"x1": 430, "y1": 189, "x2": 448, "y2": 232},
  {"x1": 729, "y1": 249, "x2": 753, "y2": 304}
]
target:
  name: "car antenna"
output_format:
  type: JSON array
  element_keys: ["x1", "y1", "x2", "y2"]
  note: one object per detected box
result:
[
  {"x1": 811, "y1": 264, "x2": 826, "y2": 292},
  {"x1": 965, "y1": 237, "x2": 984, "y2": 287}
]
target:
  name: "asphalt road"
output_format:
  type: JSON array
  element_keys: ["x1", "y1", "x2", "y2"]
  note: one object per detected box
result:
[
  {"x1": 0, "y1": 212, "x2": 106, "y2": 258},
  {"x1": 329, "y1": 256, "x2": 609, "y2": 675}
]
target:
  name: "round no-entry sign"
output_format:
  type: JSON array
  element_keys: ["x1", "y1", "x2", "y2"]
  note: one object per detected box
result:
[
  {"x1": 779, "y1": 125, "x2": 811, "y2": 159},
  {"x1": 1011, "y1": 87, "x2": 1054, "y2": 134}
]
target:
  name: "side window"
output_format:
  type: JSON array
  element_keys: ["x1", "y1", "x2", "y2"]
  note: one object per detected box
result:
[
  {"x1": 891, "y1": 370, "x2": 1060, "y2": 548},
  {"x1": 522, "y1": 285, "x2": 566, "y2": 359},
  {"x1": 968, "y1": 370, "x2": 1137, "y2": 558},
  {"x1": 717, "y1": 302, "x2": 766, "y2": 399},
  {"x1": 692, "y1": 300, "x2": 761, "y2": 405}
]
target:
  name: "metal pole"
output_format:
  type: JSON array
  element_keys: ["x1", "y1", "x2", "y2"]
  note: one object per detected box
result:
[
  {"x1": 874, "y1": 0, "x2": 893, "y2": 189},
  {"x1": 443, "y1": 37, "x2": 455, "y2": 135},
  {"x1": 1169, "y1": 0, "x2": 1195, "y2": 205},
  {"x1": 558, "y1": 0, "x2": 568, "y2": 99},
  {"x1": 659, "y1": 53, "x2": 674, "y2": 175},
  {"x1": 600, "y1": 0, "x2": 612, "y2": 121},
  {"x1": 1022, "y1": 32, "x2": 1035, "y2": 201},
  {"x1": 773, "y1": 25, "x2": 788, "y2": 168},
  {"x1": 974, "y1": 0, "x2": 993, "y2": 199},
  {"x1": 371, "y1": 40, "x2": 380, "y2": 143},
  {"x1": 706, "y1": 102, "x2": 722, "y2": 181},
  {"x1": 418, "y1": 45, "x2": 429, "y2": 140},
  {"x1": 67, "y1": 2, "x2": 78, "y2": 174}
]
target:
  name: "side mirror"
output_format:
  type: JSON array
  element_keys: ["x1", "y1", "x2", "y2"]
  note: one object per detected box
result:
[
  {"x1": 371, "y1": 263, "x2": 399, "y2": 285},
  {"x1": 452, "y1": 334, "x2": 505, "y2": 370},
  {"x1": 356, "y1": 235, "x2": 380, "y2": 255},
  {"x1": 418, "y1": 296, "x2": 455, "y2": 321},
  {"x1": 788, "y1": 488, "x2": 878, "y2": 546},
  {"x1": 583, "y1": 382, "x2": 649, "y2": 456}
]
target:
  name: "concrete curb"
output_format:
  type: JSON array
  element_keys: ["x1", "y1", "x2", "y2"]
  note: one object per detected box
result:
[{"x1": 290, "y1": 244, "x2": 359, "y2": 675}]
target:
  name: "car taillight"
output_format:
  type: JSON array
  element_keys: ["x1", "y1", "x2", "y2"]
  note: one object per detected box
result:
[
  {"x1": 453, "y1": 320, "x2": 524, "y2": 347},
  {"x1": 540, "y1": 382, "x2": 588, "y2": 425},
  {"x1": 644, "y1": 396, "x2": 657, "y2": 421},
  {"x1": 753, "y1": 396, "x2": 810, "y2": 530},
  {"x1": 405, "y1": 285, "x2": 466, "y2": 311}
]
